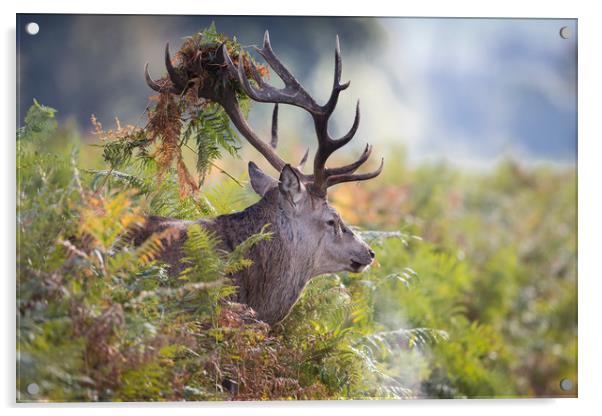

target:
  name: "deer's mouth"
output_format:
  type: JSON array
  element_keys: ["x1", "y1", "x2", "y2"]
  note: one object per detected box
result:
[{"x1": 350, "y1": 260, "x2": 370, "y2": 273}]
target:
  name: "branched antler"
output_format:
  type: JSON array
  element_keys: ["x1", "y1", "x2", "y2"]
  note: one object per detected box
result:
[{"x1": 145, "y1": 31, "x2": 383, "y2": 197}]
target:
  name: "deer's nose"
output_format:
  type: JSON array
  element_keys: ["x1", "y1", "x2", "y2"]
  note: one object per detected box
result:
[{"x1": 369, "y1": 249, "x2": 375, "y2": 259}]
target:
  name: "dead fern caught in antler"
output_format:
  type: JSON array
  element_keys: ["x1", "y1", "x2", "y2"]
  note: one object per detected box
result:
[{"x1": 96, "y1": 24, "x2": 267, "y2": 197}]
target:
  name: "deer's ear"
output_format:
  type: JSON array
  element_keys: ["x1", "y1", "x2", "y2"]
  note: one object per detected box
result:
[
  {"x1": 278, "y1": 164, "x2": 305, "y2": 206},
  {"x1": 248, "y1": 161, "x2": 278, "y2": 196}
]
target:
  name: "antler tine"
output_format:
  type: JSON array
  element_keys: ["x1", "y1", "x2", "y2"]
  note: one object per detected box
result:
[
  {"x1": 340, "y1": 100, "x2": 360, "y2": 142},
  {"x1": 219, "y1": 92, "x2": 288, "y2": 174},
  {"x1": 235, "y1": 58, "x2": 266, "y2": 102},
  {"x1": 323, "y1": 35, "x2": 351, "y2": 115},
  {"x1": 233, "y1": 31, "x2": 321, "y2": 113},
  {"x1": 221, "y1": 44, "x2": 239, "y2": 78},
  {"x1": 256, "y1": 31, "x2": 304, "y2": 92},
  {"x1": 310, "y1": 99, "x2": 361, "y2": 195},
  {"x1": 165, "y1": 43, "x2": 187, "y2": 91},
  {"x1": 271, "y1": 104, "x2": 279, "y2": 149},
  {"x1": 221, "y1": 43, "x2": 263, "y2": 89},
  {"x1": 298, "y1": 147, "x2": 310, "y2": 171},
  {"x1": 325, "y1": 143, "x2": 372, "y2": 176},
  {"x1": 303, "y1": 144, "x2": 372, "y2": 180},
  {"x1": 324, "y1": 99, "x2": 360, "y2": 152},
  {"x1": 217, "y1": 43, "x2": 291, "y2": 174},
  {"x1": 326, "y1": 157, "x2": 384, "y2": 187},
  {"x1": 144, "y1": 63, "x2": 162, "y2": 92},
  {"x1": 144, "y1": 63, "x2": 182, "y2": 94}
]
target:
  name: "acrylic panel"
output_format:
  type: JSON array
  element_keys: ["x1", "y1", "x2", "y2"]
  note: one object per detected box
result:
[{"x1": 16, "y1": 14, "x2": 577, "y2": 402}]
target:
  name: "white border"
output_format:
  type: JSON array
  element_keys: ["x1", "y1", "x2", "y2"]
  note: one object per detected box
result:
[{"x1": 2, "y1": 1, "x2": 601, "y2": 415}]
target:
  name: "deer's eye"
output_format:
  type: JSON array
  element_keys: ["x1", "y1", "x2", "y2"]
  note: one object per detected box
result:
[{"x1": 327, "y1": 220, "x2": 336, "y2": 227}]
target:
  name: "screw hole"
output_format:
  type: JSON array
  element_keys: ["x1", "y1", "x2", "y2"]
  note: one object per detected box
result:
[
  {"x1": 26, "y1": 383, "x2": 40, "y2": 395},
  {"x1": 559, "y1": 378, "x2": 573, "y2": 391},
  {"x1": 25, "y1": 22, "x2": 39, "y2": 36},
  {"x1": 559, "y1": 26, "x2": 571, "y2": 39}
]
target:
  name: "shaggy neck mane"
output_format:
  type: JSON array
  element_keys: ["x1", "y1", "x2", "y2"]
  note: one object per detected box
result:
[{"x1": 202, "y1": 188, "x2": 316, "y2": 324}]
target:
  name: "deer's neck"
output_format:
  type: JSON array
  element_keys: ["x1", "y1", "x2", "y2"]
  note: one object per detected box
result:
[{"x1": 209, "y1": 196, "x2": 316, "y2": 325}]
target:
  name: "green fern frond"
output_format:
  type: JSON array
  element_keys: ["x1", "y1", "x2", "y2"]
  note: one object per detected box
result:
[
  {"x1": 225, "y1": 224, "x2": 272, "y2": 266},
  {"x1": 179, "y1": 224, "x2": 222, "y2": 282},
  {"x1": 88, "y1": 169, "x2": 149, "y2": 193},
  {"x1": 204, "y1": 178, "x2": 256, "y2": 215},
  {"x1": 179, "y1": 103, "x2": 241, "y2": 186},
  {"x1": 17, "y1": 98, "x2": 58, "y2": 142},
  {"x1": 135, "y1": 227, "x2": 179, "y2": 266},
  {"x1": 362, "y1": 327, "x2": 449, "y2": 352},
  {"x1": 358, "y1": 229, "x2": 421, "y2": 247}
]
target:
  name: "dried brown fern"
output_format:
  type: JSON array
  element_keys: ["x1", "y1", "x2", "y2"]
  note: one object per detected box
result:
[{"x1": 94, "y1": 26, "x2": 268, "y2": 198}]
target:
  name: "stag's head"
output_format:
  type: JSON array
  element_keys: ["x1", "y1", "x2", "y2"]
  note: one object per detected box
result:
[
  {"x1": 246, "y1": 161, "x2": 375, "y2": 273},
  {"x1": 146, "y1": 31, "x2": 383, "y2": 274}
]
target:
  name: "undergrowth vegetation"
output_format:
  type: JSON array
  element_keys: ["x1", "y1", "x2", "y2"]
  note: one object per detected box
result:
[{"x1": 17, "y1": 26, "x2": 576, "y2": 402}]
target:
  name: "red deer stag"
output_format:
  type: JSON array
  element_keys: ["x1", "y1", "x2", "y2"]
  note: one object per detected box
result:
[{"x1": 141, "y1": 31, "x2": 384, "y2": 325}]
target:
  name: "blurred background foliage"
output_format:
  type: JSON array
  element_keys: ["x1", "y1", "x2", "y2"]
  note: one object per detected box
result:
[
  {"x1": 17, "y1": 15, "x2": 577, "y2": 166},
  {"x1": 17, "y1": 90, "x2": 576, "y2": 401}
]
